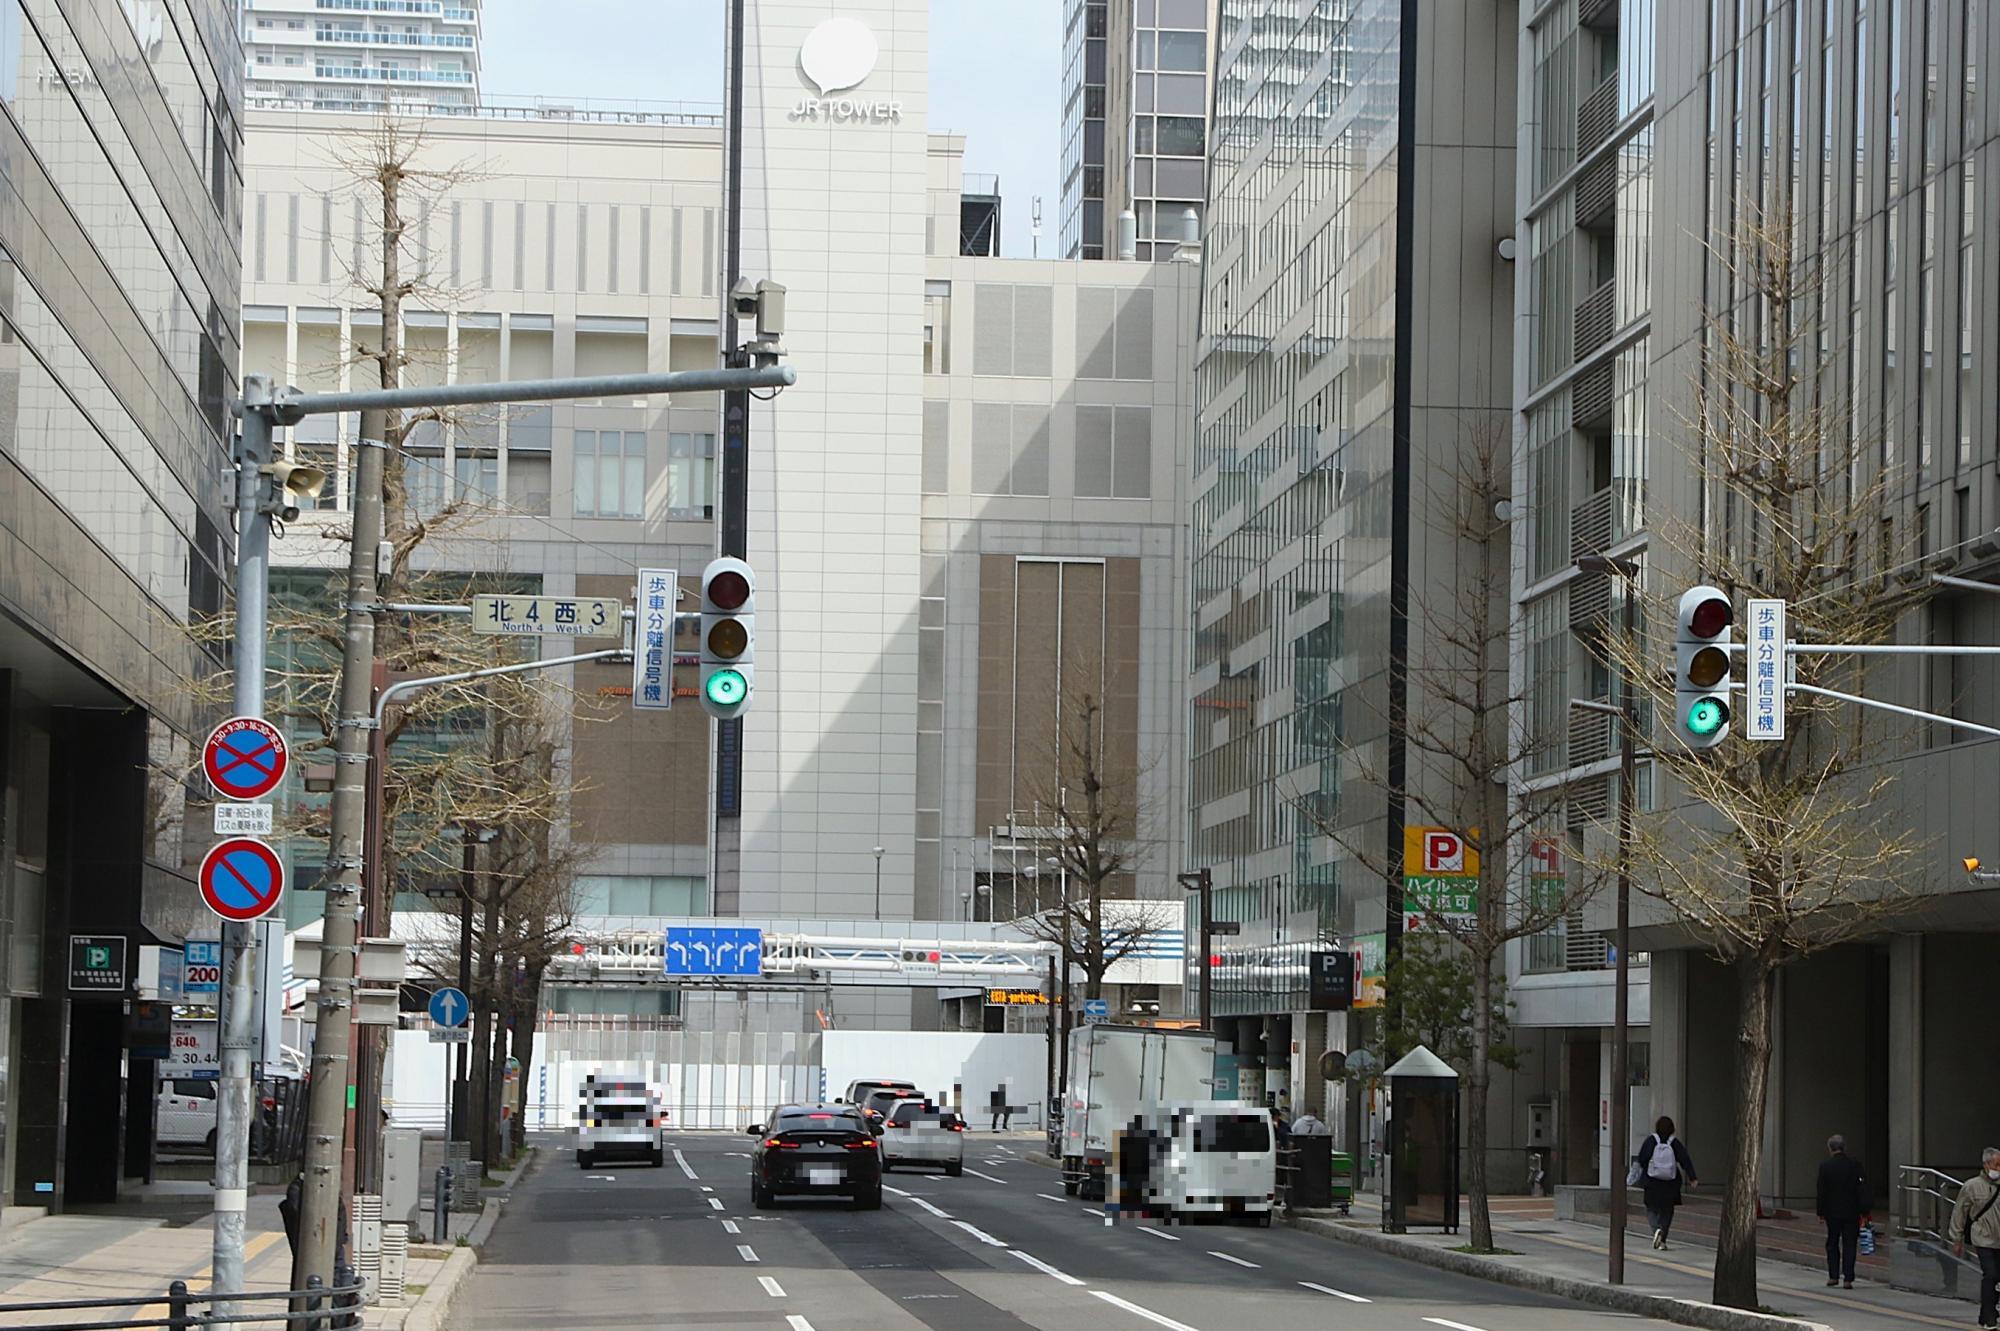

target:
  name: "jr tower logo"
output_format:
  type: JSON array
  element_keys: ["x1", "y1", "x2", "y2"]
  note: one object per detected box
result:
[{"x1": 790, "y1": 16, "x2": 903, "y2": 123}]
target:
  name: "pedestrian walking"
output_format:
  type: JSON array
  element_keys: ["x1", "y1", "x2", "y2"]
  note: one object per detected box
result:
[
  {"x1": 1815, "y1": 1134, "x2": 1868, "y2": 1288},
  {"x1": 1630, "y1": 1115, "x2": 1698, "y2": 1251},
  {"x1": 989, "y1": 1085, "x2": 1011, "y2": 1132},
  {"x1": 279, "y1": 1171, "x2": 303, "y2": 1259},
  {"x1": 1290, "y1": 1109, "x2": 1330, "y2": 1135},
  {"x1": 1950, "y1": 1145, "x2": 2000, "y2": 1330}
]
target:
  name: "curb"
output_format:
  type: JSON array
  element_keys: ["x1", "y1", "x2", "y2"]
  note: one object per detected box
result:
[
  {"x1": 1285, "y1": 1215, "x2": 1834, "y2": 1331},
  {"x1": 401, "y1": 1246, "x2": 476, "y2": 1331}
]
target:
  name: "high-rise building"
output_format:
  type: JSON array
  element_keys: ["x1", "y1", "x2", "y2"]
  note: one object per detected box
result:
[
  {"x1": 1063, "y1": 0, "x2": 1220, "y2": 261},
  {"x1": 240, "y1": 0, "x2": 481, "y2": 113},
  {"x1": 0, "y1": 0, "x2": 243, "y2": 1208},
  {"x1": 1185, "y1": 0, "x2": 1518, "y2": 1126}
]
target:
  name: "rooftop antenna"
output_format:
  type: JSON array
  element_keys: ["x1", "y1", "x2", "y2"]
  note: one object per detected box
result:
[{"x1": 1031, "y1": 196, "x2": 1043, "y2": 258}]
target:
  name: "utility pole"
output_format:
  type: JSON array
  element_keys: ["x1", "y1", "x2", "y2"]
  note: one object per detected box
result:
[
  {"x1": 212, "y1": 378, "x2": 284, "y2": 1312},
  {"x1": 292, "y1": 406, "x2": 387, "y2": 1293},
  {"x1": 713, "y1": 0, "x2": 751, "y2": 904},
  {"x1": 1177, "y1": 870, "x2": 1214, "y2": 1033}
]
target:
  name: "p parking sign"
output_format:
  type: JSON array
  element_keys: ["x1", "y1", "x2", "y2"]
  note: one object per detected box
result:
[{"x1": 69, "y1": 935, "x2": 127, "y2": 993}]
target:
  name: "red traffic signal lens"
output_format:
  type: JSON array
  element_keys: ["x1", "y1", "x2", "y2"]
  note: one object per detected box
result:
[
  {"x1": 1689, "y1": 596, "x2": 1732, "y2": 639},
  {"x1": 707, "y1": 618, "x2": 749, "y2": 659},
  {"x1": 1688, "y1": 644, "x2": 1730, "y2": 687},
  {"x1": 709, "y1": 570, "x2": 751, "y2": 611}
]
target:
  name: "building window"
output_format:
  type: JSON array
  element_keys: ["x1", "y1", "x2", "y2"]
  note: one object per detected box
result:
[
  {"x1": 667, "y1": 432, "x2": 716, "y2": 519},
  {"x1": 573, "y1": 430, "x2": 646, "y2": 519},
  {"x1": 506, "y1": 455, "x2": 551, "y2": 516},
  {"x1": 454, "y1": 452, "x2": 498, "y2": 505},
  {"x1": 573, "y1": 875, "x2": 707, "y2": 915}
]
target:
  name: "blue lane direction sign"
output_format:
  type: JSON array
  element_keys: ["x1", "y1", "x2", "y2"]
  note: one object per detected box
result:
[
  {"x1": 203, "y1": 717, "x2": 289, "y2": 802},
  {"x1": 198, "y1": 837, "x2": 285, "y2": 923},
  {"x1": 1083, "y1": 998, "x2": 1111, "y2": 1025},
  {"x1": 663, "y1": 926, "x2": 763, "y2": 977},
  {"x1": 428, "y1": 986, "x2": 469, "y2": 1028}
]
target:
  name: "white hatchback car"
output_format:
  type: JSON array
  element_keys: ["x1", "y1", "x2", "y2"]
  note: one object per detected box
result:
[{"x1": 878, "y1": 1101, "x2": 966, "y2": 1176}]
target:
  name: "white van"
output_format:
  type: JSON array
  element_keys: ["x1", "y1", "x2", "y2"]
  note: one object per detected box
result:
[
  {"x1": 157, "y1": 1078, "x2": 219, "y2": 1148},
  {"x1": 1114, "y1": 1100, "x2": 1275, "y2": 1225}
]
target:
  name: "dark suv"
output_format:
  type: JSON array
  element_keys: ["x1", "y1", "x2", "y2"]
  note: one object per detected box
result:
[{"x1": 748, "y1": 1104, "x2": 883, "y2": 1209}]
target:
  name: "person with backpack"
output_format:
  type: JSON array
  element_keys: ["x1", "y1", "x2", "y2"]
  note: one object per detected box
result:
[
  {"x1": 1631, "y1": 1115, "x2": 1698, "y2": 1250},
  {"x1": 1950, "y1": 1146, "x2": 2000, "y2": 1330},
  {"x1": 1815, "y1": 1133, "x2": 1868, "y2": 1288}
]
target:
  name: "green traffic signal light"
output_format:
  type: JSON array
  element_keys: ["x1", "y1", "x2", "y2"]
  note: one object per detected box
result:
[
  {"x1": 704, "y1": 668, "x2": 748, "y2": 707},
  {"x1": 1687, "y1": 697, "x2": 1728, "y2": 736}
]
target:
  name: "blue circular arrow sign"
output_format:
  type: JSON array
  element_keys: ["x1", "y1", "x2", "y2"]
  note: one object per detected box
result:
[{"x1": 428, "y1": 986, "x2": 469, "y2": 1028}]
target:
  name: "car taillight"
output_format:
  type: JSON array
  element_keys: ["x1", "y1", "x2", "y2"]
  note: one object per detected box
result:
[
  {"x1": 882, "y1": 1120, "x2": 902, "y2": 1129},
  {"x1": 845, "y1": 1138, "x2": 877, "y2": 1150},
  {"x1": 764, "y1": 1138, "x2": 798, "y2": 1149},
  {"x1": 949, "y1": 1123, "x2": 966, "y2": 1132}
]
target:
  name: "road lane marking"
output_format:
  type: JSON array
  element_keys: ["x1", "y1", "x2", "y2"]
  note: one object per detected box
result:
[
  {"x1": 701, "y1": 1185, "x2": 714, "y2": 1192},
  {"x1": 1207, "y1": 1250, "x2": 1259, "y2": 1268},
  {"x1": 786, "y1": 1317, "x2": 815, "y2": 1331},
  {"x1": 1299, "y1": 1282, "x2": 1369, "y2": 1303},
  {"x1": 910, "y1": 1196, "x2": 953, "y2": 1219},
  {"x1": 708, "y1": 1197, "x2": 725, "y2": 1210},
  {"x1": 883, "y1": 1184, "x2": 913, "y2": 1197},
  {"x1": 1424, "y1": 1321, "x2": 1489, "y2": 1331},
  {"x1": 1092, "y1": 1290, "x2": 1201, "y2": 1331},
  {"x1": 737, "y1": 1244, "x2": 760, "y2": 1263},
  {"x1": 965, "y1": 1168, "x2": 1007, "y2": 1183},
  {"x1": 952, "y1": 1219, "x2": 1007, "y2": 1246},
  {"x1": 1036, "y1": 1193, "x2": 1070, "y2": 1204},
  {"x1": 1138, "y1": 1225, "x2": 1180, "y2": 1241},
  {"x1": 758, "y1": 1276, "x2": 785, "y2": 1297},
  {"x1": 722, "y1": 1220, "x2": 741, "y2": 1234},
  {"x1": 674, "y1": 1150, "x2": 698, "y2": 1179},
  {"x1": 1009, "y1": 1250, "x2": 1085, "y2": 1285},
  {"x1": 984, "y1": 1159, "x2": 1008, "y2": 1166}
]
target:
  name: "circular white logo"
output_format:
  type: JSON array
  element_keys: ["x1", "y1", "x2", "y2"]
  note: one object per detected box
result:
[{"x1": 799, "y1": 16, "x2": 879, "y2": 96}]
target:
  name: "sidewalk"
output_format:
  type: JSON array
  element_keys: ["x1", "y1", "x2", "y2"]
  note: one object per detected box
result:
[{"x1": 1290, "y1": 1193, "x2": 1980, "y2": 1331}]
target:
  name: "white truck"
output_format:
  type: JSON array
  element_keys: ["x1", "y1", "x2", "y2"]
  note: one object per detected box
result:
[
  {"x1": 1060, "y1": 1024, "x2": 1219, "y2": 1199},
  {"x1": 575, "y1": 1074, "x2": 666, "y2": 1168}
]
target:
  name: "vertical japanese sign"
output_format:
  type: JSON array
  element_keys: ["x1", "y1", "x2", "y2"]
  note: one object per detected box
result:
[
  {"x1": 633, "y1": 568, "x2": 677, "y2": 710},
  {"x1": 1402, "y1": 826, "x2": 1480, "y2": 932},
  {"x1": 1747, "y1": 597, "x2": 1786, "y2": 741},
  {"x1": 1349, "y1": 932, "x2": 1386, "y2": 1009}
]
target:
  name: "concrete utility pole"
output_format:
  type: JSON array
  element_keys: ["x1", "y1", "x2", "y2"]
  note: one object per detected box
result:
[{"x1": 292, "y1": 405, "x2": 387, "y2": 1294}]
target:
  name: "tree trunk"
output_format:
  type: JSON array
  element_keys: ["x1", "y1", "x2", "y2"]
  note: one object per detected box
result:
[
  {"x1": 1465, "y1": 948, "x2": 1495, "y2": 1252},
  {"x1": 485, "y1": 952, "x2": 511, "y2": 1168},
  {"x1": 469, "y1": 880, "x2": 501, "y2": 1167},
  {"x1": 1712, "y1": 956, "x2": 1777, "y2": 1309},
  {"x1": 509, "y1": 960, "x2": 547, "y2": 1156}
]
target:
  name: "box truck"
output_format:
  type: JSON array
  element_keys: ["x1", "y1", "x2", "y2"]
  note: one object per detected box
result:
[{"x1": 1059, "y1": 1024, "x2": 1218, "y2": 1199}]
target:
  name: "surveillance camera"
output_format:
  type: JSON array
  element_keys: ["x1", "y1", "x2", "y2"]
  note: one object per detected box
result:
[{"x1": 279, "y1": 502, "x2": 302, "y2": 523}]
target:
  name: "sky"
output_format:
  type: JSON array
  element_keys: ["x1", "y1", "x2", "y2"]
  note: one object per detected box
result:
[{"x1": 481, "y1": 1, "x2": 1063, "y2": 258}]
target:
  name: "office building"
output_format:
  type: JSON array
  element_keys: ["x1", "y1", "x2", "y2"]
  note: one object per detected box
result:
[
  {"x1": 241, "y1": 0, "x2": 480, "y2": 113},
  {"x1": 0, "y1": 0, "x2": 243, "y2": 1210}
]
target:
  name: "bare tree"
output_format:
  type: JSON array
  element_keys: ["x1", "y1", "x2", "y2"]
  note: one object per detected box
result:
[
  {"x1": 1010, "y1": 693, "x2": 1178, "y2": 1004},
  {"x1": 1610, "y1": 200, "x2": 1931, "y2": 1309},
  {"x1": 1289, "y1": 419, "x2": 1600, "y2": 1253}
]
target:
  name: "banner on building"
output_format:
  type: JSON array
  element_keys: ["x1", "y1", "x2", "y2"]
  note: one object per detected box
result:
[{"x1": 1402, "y1": 826, "x2": 1480, "y2": 932}]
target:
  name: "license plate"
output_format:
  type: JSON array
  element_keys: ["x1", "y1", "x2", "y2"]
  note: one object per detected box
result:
[{"x1": 808, "y1": 1167, "x2": 841, "y2": 1185}]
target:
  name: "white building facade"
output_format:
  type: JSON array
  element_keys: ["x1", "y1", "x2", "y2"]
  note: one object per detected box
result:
[{"x1": 241, "y1": 0, "x2": 480, "y2": 113}]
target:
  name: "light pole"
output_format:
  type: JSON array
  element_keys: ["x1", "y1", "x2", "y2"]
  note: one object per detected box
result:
[
  {"x1": 1572, "y1": 550, "x2": 1640, "y2": 1286},
  {"x1": 873, "y1": 845, "x2": 885, "y2": 920},
  {"x1": 1177, "y1": 869, "x2": 1214, "y2": 1032}
]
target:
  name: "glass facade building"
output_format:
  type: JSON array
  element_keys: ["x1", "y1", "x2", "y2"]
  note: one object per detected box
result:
[{"x1": 1060, "y1": 0, "x2": 1109, "y2": 259}]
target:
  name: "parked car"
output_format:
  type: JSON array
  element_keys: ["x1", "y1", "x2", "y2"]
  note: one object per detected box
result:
[
  {"x1": 839, "y1": 1078, "x2": 918, "y2": 1107},
  {"x1": 879, "y1": 1101, "x2": 965, "y2": 1175},
  {"x1": 157, "y1": 1078, "x2": 218, "y2": 1148},
  {"x1": 859, "y1": 1088, "x2": 926, "y2": 1130},
  {"x1": 748, "y1": 1104, "x2": 883, "y2": 1209}
]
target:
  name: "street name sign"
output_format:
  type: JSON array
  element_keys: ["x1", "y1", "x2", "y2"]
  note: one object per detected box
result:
[{"x1": 471, "y1": 595, "x2": 621, "y2": 638}]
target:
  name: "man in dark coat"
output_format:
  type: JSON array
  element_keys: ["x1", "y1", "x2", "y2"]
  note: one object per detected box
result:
[{"x1": 1816, "y1": 1134, "x2": 1869, "y2": 1288}]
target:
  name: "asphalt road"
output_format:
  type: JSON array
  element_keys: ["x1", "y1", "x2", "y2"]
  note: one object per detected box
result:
[{"x1": 451, "y1": 1131, "x2": 1681, "y2": 1331}]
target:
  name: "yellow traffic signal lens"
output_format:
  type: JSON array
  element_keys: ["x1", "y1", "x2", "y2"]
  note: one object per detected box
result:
[
  {"x1": 705, "y1": 668, "x2": 747, "y2": 706},
  {"x1": 1687, "y1": 697, "x2": 1728, "y2": 736},
  {"x1": 1688, "y1": 645, "x2": 1729, "y2": 687},
  {"x1": 708, "y1": 618, "x2": 749, "y2": 659}
]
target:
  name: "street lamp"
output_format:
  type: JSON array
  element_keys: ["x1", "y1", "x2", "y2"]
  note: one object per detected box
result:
[
  {"x1": 1176, "y1": 869, "x2": 1214, "y2": 1032},
  {"x1": 1572, "y1": 550, "x2": 1640, "y2": 1287},
  {"x1": 873, "y1": 846, "x2": 885, "y2": 920}
]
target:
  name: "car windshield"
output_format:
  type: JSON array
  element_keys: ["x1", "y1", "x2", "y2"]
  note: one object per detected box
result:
[
  {"x1": 1193, "y1": 1113, "x2": 1272, "y2": 1153},
  {"x1": 776, "y1": 1109, "x2": 863, "y2": 1132},
  {"x1": 890, "y1": 1104, "x2": 959, "y2": 1127}
]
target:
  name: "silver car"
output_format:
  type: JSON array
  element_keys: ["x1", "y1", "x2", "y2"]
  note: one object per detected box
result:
[{"x1": 879, "y1": 1101, "x2": 966, "y2": 1176}]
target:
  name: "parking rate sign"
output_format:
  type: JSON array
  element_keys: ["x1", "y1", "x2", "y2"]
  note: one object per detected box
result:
[
  {"x1": 202, "y1": 717, "x2": 288, "y2": 802},
  {"x1": 199, "y1": 837, "x2": 285, "y2": 922}
]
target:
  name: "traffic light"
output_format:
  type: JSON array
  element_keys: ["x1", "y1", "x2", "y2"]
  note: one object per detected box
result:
[
  {"x1": 699, "y1": 556, "x2": 754, "y2": 719},
  {"x1": 1674, "y1": 585, "x2": 1734, "y2": 749}
]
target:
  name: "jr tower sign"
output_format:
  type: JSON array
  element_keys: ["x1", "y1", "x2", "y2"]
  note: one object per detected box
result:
[{"x1": 790, "y1": 16, "x2": 903, "y2": 123}]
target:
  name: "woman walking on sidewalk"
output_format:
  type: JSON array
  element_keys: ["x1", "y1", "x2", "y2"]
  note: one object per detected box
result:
[{"x1": 1632, "y1": 1115, "x2": 1698, "y2": 1251}]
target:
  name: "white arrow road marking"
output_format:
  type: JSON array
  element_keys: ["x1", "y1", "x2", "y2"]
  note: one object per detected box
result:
[
  {"x1": 965, "y1": 1168, "x2": 1007, "y2": 1184},
  {"x1": 722, "y1": 1220, "x2": 741, "y2": 1234},
  {"x1": 1299, "y1": 1282, "x2": 1370, "y2": 1303},
  {"x1": 1036, "y1": 1193, "x2": 1069, "y2": 1205},
  {"x1": 785, "y1": 1318, "x2": 815, "y2": 1331},
  {"x1": 674, "y1": 1150, "x2": 698, "y2": 1179},
  {"x1": 757, "y1": 1276, "x2": 785, "y2": 1297},
  {"x1": 1207, "y1": 1250, "x2": 1259, "y2": 1268},
  {"x1": 736, "y1": 1244, "x2": 760, "y2": 1263},
  {"x1": 952, "y1": 1220, "x2": 1007, "y2": 1247},
  {"x1": 1092, "y1": 1290, "x2": 1202, "y2": 1331},
  {"x1": 1423, "y1": 1321, "x2": 1488, "y2": 1331},
  {"x1": 708, "y1": 1198, "x2": 725, "y2": 1210},
  {"x1": 1008, "y1": 1250, "x2": 1084, "y2": 1286},
  {"x1": 1138, "y1": 1225, "x2": 1180, "y2": 1241}
]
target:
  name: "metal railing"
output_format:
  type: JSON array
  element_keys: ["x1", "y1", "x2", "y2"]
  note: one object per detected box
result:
[
  {"x1": 0, "y1": 1275, "x2": 365, "y2": 1329},
  {"x1": 1898, "y1": 1163, "x2": 1975, "y2": 1246}
]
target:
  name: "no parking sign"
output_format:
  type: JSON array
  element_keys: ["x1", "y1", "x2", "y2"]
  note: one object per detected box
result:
[
  {"x1": 203, "y1": 717, "x2": 288, "y2": 802},
  {"x1": 199, "y1": 837, "x2": 285, "y2": 923}
]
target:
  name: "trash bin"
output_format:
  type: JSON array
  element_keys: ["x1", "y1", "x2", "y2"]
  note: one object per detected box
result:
[{"x1": 1288, "y1": 1134, "x2": 1335, "y2": 1209}]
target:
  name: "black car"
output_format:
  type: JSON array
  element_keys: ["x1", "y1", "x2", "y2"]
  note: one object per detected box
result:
[{"x1": 748, "y1": 1104, "x2": 883, "y2": 1209}]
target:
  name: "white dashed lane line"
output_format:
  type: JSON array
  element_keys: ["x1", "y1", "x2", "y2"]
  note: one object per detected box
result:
[
  {"x1": 736, "y1": 1245, "x2": 760, "y2": 1263},
  {"x1": 708, "y1": 1197, "x2": 725, "y2": 1210},
  {"x1": 952, "y1": 1220, "x2": 1007, "y2": 1247},
  {"x1": 1423, "y1": 1321, "x2": 1488, "y2": 1331},
  {"x1": 964, "y1": 1168, "x2": 1007, "y2": 1184},
  {"x1": 721, "y1": 1220, "x2": 741, "y2": 1234},
  {"x1": 1008, "y1": 1249, "x2": 1085, "y2": 1286},
  {"x1": 1035, "y1": 1193, "x2": 1070, "y2": 1205},
  {"x1": 883, "y1": 1185, "x2": 913, "y2": 1197},
  {"x1": 1299, "y1": 1282, "x2": 1369, "y2": 1303},
  {"x1": 786, "y1": 1317, "x2": 816, "y2": 1331},
  {"x1": 1138, "y1": 1225, "x2": 1180, "y2": 1241},
  {"x1": 674, "y1": 1150, "x2": 698, "y2": 1180},
  {"x1": 909, "y1": 1196, "x2": 953, "y2": 1220},
  {"x1": 1205, "y1": 1250, "x2": 1258, "y2": 1268},
  {"x1": 1091, "y1": 1290, "x2": 1202, "y2": 1331},
  {"x1": 757, "y1": 1276, "x2": 785, "y2": 1297}
]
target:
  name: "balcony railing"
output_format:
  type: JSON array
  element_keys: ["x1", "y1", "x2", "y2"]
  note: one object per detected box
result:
[
  {"x1": 316, "y1": 0, "x2": 446, "y2": 12},
  {"x1": 1577, "y1": 73, "x2": 1619, "y2": 160},
  {"x1": 1570, "y1": 485, "x2": 1615, "y2": 561},
  {"x1": 1573, "y1": 279, "x2": 1617, "y2": 363},
  {"x1": 315, "y1": 26, "x2": 476, "y2": 47},
  {"x1": 315, "y1": 64, "x2": 474, "y2": 83}
]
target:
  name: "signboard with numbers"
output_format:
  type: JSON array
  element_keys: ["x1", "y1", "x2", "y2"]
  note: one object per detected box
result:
[
  {"x1": 632, "y1": 568, "x2": 678, "y2": 710},
  {"x1": 184, "y1": 939, "x2": 221, "y2": 995},
  {"x1": 1746, "y1": 597, "x2": 1787, "y2": 741},
  {"x1": 471, "y1": 595, "x2": 621, "y2": 638}
]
